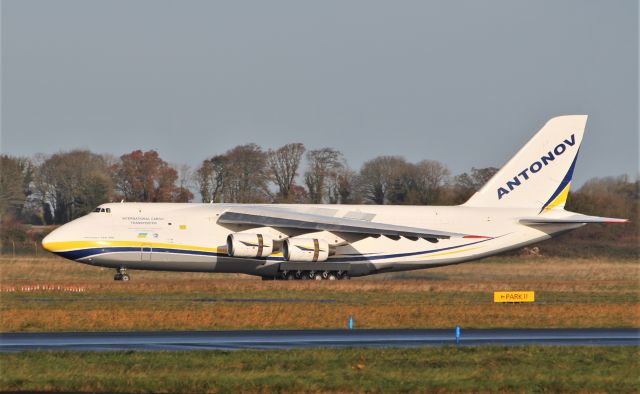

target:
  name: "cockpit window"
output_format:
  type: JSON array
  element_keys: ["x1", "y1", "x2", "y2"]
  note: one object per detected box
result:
[
  {"x1": 93, "y1": 207, "x2": 101, "y2": 212},
  {"x1": 93, "y1": 207, "x2": 111, "y2": 213},
  {"x1": 106, "y1": 208, "x2": 111, "y2": 213}
]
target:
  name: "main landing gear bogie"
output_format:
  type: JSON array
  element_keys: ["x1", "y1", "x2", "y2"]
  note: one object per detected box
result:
[
  {"x1": 114, "y1": 268, "x2": 130, "y2": 281},
  {"x1": 272, "y1": 270, "x2": 349, "y2": 281}
]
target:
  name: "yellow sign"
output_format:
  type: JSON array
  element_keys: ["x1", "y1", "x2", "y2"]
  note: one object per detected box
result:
[{"x1": 493, "y1": 291, "x2": 535, "y2": 303}]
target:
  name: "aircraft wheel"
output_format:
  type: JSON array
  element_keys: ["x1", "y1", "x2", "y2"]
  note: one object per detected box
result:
[
  {"x1": 314, "y1": 272, "x2": 323, "y2": 280},
  {"x1": 301, "y1": 271, "x2": 310, "y2": 280},
  {"x1": 294, "y1": 271, "x2": 303, "y2": 280},
  {"x1": 115, "y1": 268, "x2": 128, "y2": 281},
  {"x1": 285, "y1": 272, "x2": 295, "y2": 280},
  {"x1": 327, "y1": 272, "x2": 337, "y2": 280},
  {"x1": 321, "y1": 271, "x2": 329, "y2": 279},
  {"x1": 121, "y1": 274, "x2": 130, "y2": 281}
]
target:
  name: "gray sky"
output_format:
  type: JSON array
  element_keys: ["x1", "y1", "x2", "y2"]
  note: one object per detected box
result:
[{"x1": 1, "y1": 0, "x2": 638, "y2": 186}]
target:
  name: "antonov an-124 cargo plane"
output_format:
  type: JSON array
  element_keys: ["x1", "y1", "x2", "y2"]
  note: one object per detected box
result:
[{"x1": 42, "y1": 115, "x2": 627, "y2": 281}]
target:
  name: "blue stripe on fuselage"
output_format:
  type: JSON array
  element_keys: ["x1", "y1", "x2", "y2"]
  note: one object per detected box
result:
[
  {"x1": 54, "y1": 237, "x2": 496, "y2": 263},
  {"x1": 54, "y1": 247, "x2": 226, "y2": 260}
]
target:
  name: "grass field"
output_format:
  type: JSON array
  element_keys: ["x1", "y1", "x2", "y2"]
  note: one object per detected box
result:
[
  {"x1": 1, "y1": 346, "x2": 639, "y2": 393},
  {"x1": 0, "y1": 255, "x2": 638, "y2": 331},
  {"x1": 1, "y1": 255, "x2": 638, "y2": 393}
]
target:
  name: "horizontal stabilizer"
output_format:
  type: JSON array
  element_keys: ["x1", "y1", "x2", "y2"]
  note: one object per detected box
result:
[{"x1": 520, "y1": 214, "x2": 628, "y2": 225}]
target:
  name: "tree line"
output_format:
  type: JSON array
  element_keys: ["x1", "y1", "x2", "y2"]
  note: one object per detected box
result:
[
  {"x1": 1, "y1": 150, "x2": 192, "y2": 225},
  {"x1": 0, "y1": 144, "x2": 502, "y2": 225},
  {"x1": 0, "y1": 143, "x2": 637, "y2": 257}
]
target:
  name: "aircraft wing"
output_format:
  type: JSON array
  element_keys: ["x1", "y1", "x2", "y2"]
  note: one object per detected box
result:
[
  {"x1": 217, "y1": 206, "x2": 469, "y2": 240},
  {"x1": 520, "y1": 214, "x2": 628, "y2": 225}
]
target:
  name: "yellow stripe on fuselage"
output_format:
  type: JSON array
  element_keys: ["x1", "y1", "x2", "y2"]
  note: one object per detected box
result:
[
  {"x1": 420, "y1": 246, "x2": 482, "y2": 259},
  {"x1": 43, "y1": 241, "x2": 483, "y2": 261},
  {"x1": 43, "y1": 240, "x2": 225, "y2": 254}
]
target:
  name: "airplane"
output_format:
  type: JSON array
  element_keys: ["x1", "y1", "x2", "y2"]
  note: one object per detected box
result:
[{"x1": 42, "y1": 115, "x2": 627, "y2": 281}]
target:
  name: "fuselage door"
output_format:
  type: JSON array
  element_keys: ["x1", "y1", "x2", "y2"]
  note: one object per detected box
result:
[{"x1": 141, "y1": 243, "x2": 152, "y2": 262}]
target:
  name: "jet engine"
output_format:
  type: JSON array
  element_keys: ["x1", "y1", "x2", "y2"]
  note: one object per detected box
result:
[
  {"x1": 226, "y1": 233, "x2": 273, "y2": 258},
  {"x1": 283, "y1": 238, "x2": 329, "y2": 262}
]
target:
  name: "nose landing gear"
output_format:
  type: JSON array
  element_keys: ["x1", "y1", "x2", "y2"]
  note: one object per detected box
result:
[{"x1": 114, "y1": 268, "x2": 130, "y2": 281}]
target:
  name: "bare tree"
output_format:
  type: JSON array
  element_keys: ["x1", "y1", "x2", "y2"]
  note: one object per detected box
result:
[
  {"x1": 304, "y1": 148, "x2": 344, "y2": 203},
  {"x1": 412, "y1": 160, "x2": 450, "y2": 204},
  {"x1": 0, "y1": 155, "x2": 32, "y2": 220},
  {"x1": 172, "y1": 164, "x2": 193, "y2": 202},
  {"x1": 224, "y1": 144, "x2": 270, "y2": 203},
  {"x1": 453, "y1": 167, "x2": 499, "y2": 203},
  {"x1": 195, "y1": 155, "x2": 228, "y2": 203},
  {"x1": 358, "y1": 156, "x2": 411, "y2": 204},
  {"x1": 35, "y1": 150, "x2": 112, "y2": 224},
  {"x1": 267, "y1": 143, "x2": 305, "y2": 202},
  {"x1": 327, "y1": 167, "x2": 359, "y2": 204}
]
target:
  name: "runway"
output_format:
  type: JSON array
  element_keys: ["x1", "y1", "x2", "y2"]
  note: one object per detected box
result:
[{"x1": 1, "y1": 328, "x2": 638, "y2": 351}]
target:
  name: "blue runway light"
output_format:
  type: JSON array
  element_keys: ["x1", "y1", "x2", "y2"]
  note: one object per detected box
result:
[
  {"x1": 349, "y1": 315, "x2": 354, "y2": 330},
  {"x1": 455, "y1": 325, "x2": 461, "y2": 344}
]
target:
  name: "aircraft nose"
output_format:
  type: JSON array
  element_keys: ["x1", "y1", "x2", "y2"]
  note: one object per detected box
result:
[{"x1": 41, "y1": 226, "x2": 69, "y2": 252}]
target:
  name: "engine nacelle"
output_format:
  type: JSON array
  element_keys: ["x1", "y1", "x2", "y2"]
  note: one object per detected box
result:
[
  {"x1": 283, "y1": 238, "x2": 329, "y2": 262},
  {"x1": 226, "y1": 233, "x2": 274, "y2": 258}
]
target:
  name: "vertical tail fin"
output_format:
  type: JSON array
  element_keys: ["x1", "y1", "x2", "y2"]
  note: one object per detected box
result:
[{"x1": 464, "y1": 115, "x2": 587, "y2": 211}]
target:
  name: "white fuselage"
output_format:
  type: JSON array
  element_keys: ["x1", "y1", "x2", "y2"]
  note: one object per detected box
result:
[
  {"x1": 42, "y1": 202, "x2": 581, "y2": 278},
  {"x1": 41, "y1": 115, "x2": 621, "y2": 279}
]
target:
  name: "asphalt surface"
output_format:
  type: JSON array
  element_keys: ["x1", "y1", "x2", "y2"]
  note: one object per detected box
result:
[{"x1": 1, "y1": 328, "x2": 638, "y2": 351}]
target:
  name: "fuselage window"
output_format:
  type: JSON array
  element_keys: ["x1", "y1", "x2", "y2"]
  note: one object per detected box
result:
[{"x1": 100, "y1": 208, "x2": 106, "y2": 212}]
